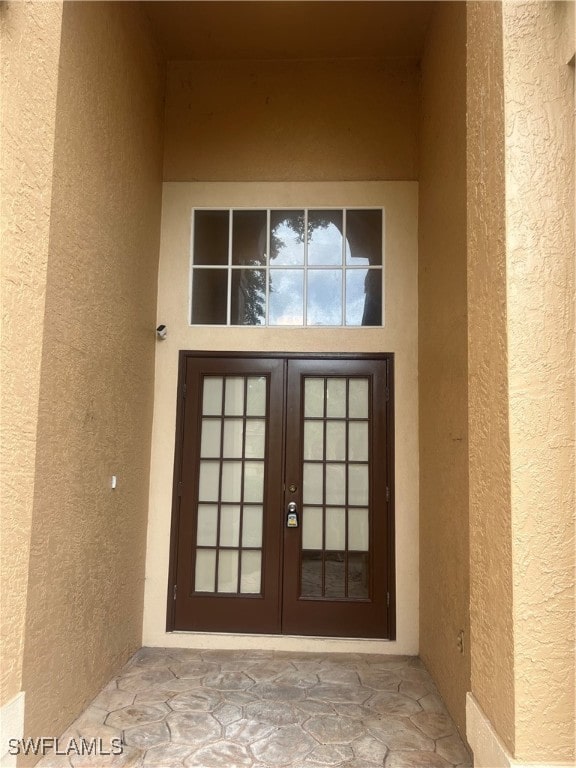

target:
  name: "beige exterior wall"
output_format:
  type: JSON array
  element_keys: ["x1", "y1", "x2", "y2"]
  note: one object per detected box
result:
[
  {"x1": 0, "y1": 0, "x2": 63, "y2": 711},
  {"x1": 164, "y1": 59, "x2": 419, "y2": 182},
  {"x1": 418, "y1": 2, "x2": 470, "y2": 739},
  {"x1": 466, "y1": 0, "x2": 516, "y2": 755},
  {"x1": 17, "y1": 1, "x2": 165, "y2": 747},
  {"x1": 502, "y1": 1, "x2": 575, "y2": 762},
  {"x1": 144, "y1": 181, "x2": 419, "y2": 654}
]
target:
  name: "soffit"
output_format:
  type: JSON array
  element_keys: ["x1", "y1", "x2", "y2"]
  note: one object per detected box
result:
[{"x1": 144, "y1": 1, "x2": 434, "y2": 61}]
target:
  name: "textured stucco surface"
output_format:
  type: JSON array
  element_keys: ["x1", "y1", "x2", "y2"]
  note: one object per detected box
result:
[
  {"x1": 466, "y1": 1, "x2": 516, "y2": 754},
  {"x1": 502, "y1": 1, "x2": 575, "y2": 761},
  {"x1": 19, "y1": 0, "x2": 165, "y2": 748},
  {"x1": 418, "y1": 2, "x2": 470, "y2": 740},
  {"x1": 164, "y1": 59, "x2": 419, "y2": 181},
  {"x1": 0, "y1": 1, "x2": 63, "y2": 708}
]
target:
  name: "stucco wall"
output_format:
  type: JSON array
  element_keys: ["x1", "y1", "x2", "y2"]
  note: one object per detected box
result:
[
  {"x1": 466, "y1": 0, "x2": 516, "y2": 754},
  {"x1": 418, "y1": 2, "x2": 470, "y2": 738},
  {"x1": 19, "y1": 0, "x2": 165, "y2": 746},
  {"x1": 502, "y1": 1, "x2": 575, "y2": 761},
  {"x1": 0, "y1": 1, "x2": 63, "y2": 710},
  {"x1": 164, "y1": 59, "x2": 419, "y2": 182}
]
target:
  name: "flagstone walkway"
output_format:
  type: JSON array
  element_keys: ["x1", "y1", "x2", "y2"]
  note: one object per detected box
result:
[{"x1": 38, "y1": 648, "x2": 472, "y2": 768}]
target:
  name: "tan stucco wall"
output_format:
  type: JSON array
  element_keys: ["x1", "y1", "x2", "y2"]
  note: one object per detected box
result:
[
  {"x1": 467, "y1": 0, "x2": 516, "y2": 755},
  {"x1": 164, "y1": 59, "x2": 419, "y2": 182},
  {"x1": 418, "y1": 2, "x2": 470, "y2": 739},
  {"x1": 502, "y1": 1, "x2": 575, "y2": 761},
  {"x1": 18, "y1": 0, "x2": 165, "y2": 746},
  {"x1": 0, "y1": 1, "x2": 63, "y2": 709},
  {"x1": 144, "y1": 181, "x2": 420, "y2": 655}
]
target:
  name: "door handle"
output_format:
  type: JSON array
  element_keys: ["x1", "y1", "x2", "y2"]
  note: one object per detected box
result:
[{"x1": 286, "y1": 501, "x2": 299, "y2": 528}]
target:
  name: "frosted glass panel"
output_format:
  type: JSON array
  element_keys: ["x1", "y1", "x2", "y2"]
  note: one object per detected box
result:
[
  {"x1": 220, "y1": 505, "x2": 240, "y2": 546},
  {"x1": 217, "y1": 550, "x2": 239, "y2": 593},
  {"x1": 304, "y1": 379, "x2": 324, "y2": 417},
  {"x1": 349, "y1": 379, "x2": 369, "y2": 418},
  {"x1": 302, "y1": 507, "x2": 323, "y2": 549},
  {"x1": 325, "y1": 463, "x2": 346, "y2": 505},
  {"x1": 198, "y1": 461, "x2": 220, "y2": 502},
  {"x1": 242, "y1": 506, "x2": 263, "y2": 547},
  {"x1": 240, "y1": 551, "x2": 262, "y2": 594},
  {"x1": 195, "y1": 549, "x2": 216, "y2": 592},
  {"x1": 203, "y1": 377, "x2": 223, "y2": 416},
  {"x1": 197, "y1": 504, "x2": 218, "y2": 546},
  {"x1": 223, "y1": 419, "x2": 243, "y2": 458},
  {"x1": 201, "y1": 419, "x2": 221, "y2": 458},
  {"x1": 326, "y1": 421, "x2": 346, "y2": 460},
  {"x1": 326, "y1": 379, "x2": 346, "y2": 417},
  {"x1": 221, "y1": 461, "x2": 242, "y2": 502},
  {"x1": 244, "y1": 461, "x2": 264, "y2": 502},
  {"x1": 303, "y1": 463, "x2": 324, "y2": 504},
  {"x1": 225, "y1": 378, "x2": 245, "y2": 415},
  {"x1": 348, "y1": 508, "x2": 369, "y2": 551},
  {"x1": 304, "y1": 421, "x2": 324, "y2": 460},
  {"x1": 348, "y1": 464, "x2": 369, "y2": 506},
  {"x1": 246, "y1": 377, "x2": 266, "y2": 416},
  {"x1": 325, "y1": 507, "x2": 346, "y2": 550},
  {"x1": 245, "y1": 420, "x2": 266, "y2": 459},
  {"x1": 349, "y1": 422, "x2": 368, "y2": 461}
]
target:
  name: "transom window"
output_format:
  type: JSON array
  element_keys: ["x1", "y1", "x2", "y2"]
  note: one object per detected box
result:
[{"x1": 190, "y1": 208, "x2": 383, "y2": 326}]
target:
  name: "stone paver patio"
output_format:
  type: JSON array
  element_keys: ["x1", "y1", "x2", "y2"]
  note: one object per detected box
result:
[{"x1": 38, "y1": 648, "x2": 472, "y2": 768}]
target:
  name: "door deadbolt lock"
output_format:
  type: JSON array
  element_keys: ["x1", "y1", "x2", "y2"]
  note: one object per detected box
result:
[{"x1": 286, "y1": 501, "x2": 299, "y2": 528}]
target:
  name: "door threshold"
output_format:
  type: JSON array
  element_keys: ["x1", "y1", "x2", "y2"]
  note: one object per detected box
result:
[{"x1": 146, "y1": 631, "x2": 416, "y2": 656}]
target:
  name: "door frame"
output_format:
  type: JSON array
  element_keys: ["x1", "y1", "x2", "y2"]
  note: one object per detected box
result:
[{"x1": 166, "y1": 351, "x2": 396, "y2": 638}]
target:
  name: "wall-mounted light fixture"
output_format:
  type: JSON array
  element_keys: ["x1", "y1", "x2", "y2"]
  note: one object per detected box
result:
[{"x1": 156, "y1": 324, "x2": 167, "y2": 340}]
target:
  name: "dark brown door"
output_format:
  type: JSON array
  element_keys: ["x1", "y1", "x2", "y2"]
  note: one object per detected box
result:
[{"x1": 169, "y1": 353, "x2": 394, "y2": 639}]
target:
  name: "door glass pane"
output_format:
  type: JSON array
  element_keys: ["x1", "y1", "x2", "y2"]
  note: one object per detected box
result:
[
  {"x1": 270, "y1": 211, "x2": 305, "y2": 265},
  {"x1": 326, "y1": 421, "x2": 346, "y2": 460},
  {"x1": 245, "y1": 420, "x2": 265, "y2": 459},
  {"x1": 246, "y1": 377, "x2": 266, "y2": 416},
  {"x1": 242, "y1": 506, "x2": 263, "y2": 547},
  {"x1": 192, "y1": 269, "x2": 227, "y2": 324},
  {"x1": 326, "y1": 379, "x2": 346, "y2": 417},
  {"x1": 220, "y1": 505, "x2": 240, "y2": 547},
  {"x1": 348, "y1": 464, "x2": 369, "y2": 506},
  {"x1": 195, "y1": 549, "x2": 216, "y2": 592},
  {"x1": 223, "y1": 419, "x2": 243, "y2": 458},
  {"x1": 197, "y1": 504, "x2": 218, "y2": 547},
  {"x1": 349, "y1": 379, "x2": 369, "y2": 418},
  {"x1": 198, "y1": 461, "x2": 220, "y2": 502},
  {"x1": 348, "y1": 553, "x2": 369, "y2": 598},
  {"x1": 307, "y1": 269, "x2": 342, "y2": 326},
  {"x1": 308, "y1": 210, "x2": 343, "y2": 266},
  {"x1": 232, "y1": 210, "x2": 267, "y2": 266},
  {"x1": 244, "y1": 461, "x2": 264, "y2": 502},
  {"x1": 325, "y1": 464, "x2": 346, "y2": 505},
  {"x1": 348, "y1": 508, "x2": 369, "y2": 551},
  {"x1": 221, "y1": 461, "x2": 242, "y2": 502},
  {"x1": 303, "y1": 463, "x2": 323, "y2": 504},
  {"x1": 240, "y1": 551, "x2": 262, "y2": 594},
  {"x1": 201, "y1": 419, "x2": 221, "y2": 458},
  {"x1": 225, "y1": 378, "x2": 245, "y2": 415},
  {"x1": 302, "y1": 507, "x2": 323, "y2": 549},
  {"x1": 268, "y1": 269, "x2": 304, "y2": 325},
  {"x1": 304, "y1": 378, "x2": 324, "y2": 417},
  {"x1": 203, "y1": 377, "x2": 223, "y2": 416},
  {"x1": 193, "y1": 210, "x2": 229, "y2": 266},
  {"x1": 304, "y1": 421, "x2": 324, "y2": 460},
  {"x1": 301, "y1": 551, "x2": 322, "y2": 597},
  {"x1": 345, "y1": 209, "x2": 382, "y2": 266},
  {"x1": 231, "y1": 269, "x2": 266, "y2": 326},
  {"x1": 217, "y1": 550, "x2": 239, "y2": 593},
  {"x1": 325, "y1": 507, "x2": 346, "y2": 550},
  {"x1": 325, "y1": 552, "x2": 345, "y2": 598},
  {"x1": 348, "y1": 422, "x2": 368, "y2": 461}
]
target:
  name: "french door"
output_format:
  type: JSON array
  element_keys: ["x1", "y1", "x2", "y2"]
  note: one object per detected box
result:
[{"x1": 168, "y1": 353, "x2": 394, "y2": 639}]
